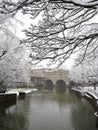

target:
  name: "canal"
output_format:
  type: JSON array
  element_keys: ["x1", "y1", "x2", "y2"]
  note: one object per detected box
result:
[{"x1": 0, "y1": 88, "x2": 97, "y2": 130}]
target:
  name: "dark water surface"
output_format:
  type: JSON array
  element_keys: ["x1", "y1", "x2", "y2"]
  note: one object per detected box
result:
[{"x1": 0, "y1": 88, "x2": 97, "y2": 130}]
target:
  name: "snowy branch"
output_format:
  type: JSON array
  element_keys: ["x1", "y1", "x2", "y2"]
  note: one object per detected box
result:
[{"x1": 0, "y1": 0, "x2": 98, "y2": 66}]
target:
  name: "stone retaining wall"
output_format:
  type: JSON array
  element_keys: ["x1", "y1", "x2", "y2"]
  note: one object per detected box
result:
[{"x1": 0, "y1": 93, "x2": 17, "y2": 104}]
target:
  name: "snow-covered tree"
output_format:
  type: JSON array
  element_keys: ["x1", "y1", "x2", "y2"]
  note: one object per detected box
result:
[
  {"x1": 0, "y1": 28, "x2": 31, "y2": 88},
  {"x1": 70, "y1": 44, "x2": 98, "y2": 89}
]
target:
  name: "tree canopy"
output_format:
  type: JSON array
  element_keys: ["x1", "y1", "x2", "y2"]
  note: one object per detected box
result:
[{"x1": 0, "y1": 0, "x2": 98, "y2": 67}]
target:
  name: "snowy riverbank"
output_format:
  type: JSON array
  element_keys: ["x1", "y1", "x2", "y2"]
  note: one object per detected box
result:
[
  {"x1": 5, "y1": 88, "x2": 38, "y2": 96},
  {"x1": 71, "y1": 86, "x2": 98, "y2": 118},
  {"x1": 72, "y1": 86, "x2": 98, "y2": 99}
]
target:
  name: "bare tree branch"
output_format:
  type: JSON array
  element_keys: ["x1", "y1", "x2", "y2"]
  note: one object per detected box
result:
[{"x1": 0, "y1": 0, "x2": 98, "y2": 66}]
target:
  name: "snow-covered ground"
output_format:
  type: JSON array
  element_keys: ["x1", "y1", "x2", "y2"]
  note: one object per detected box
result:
[{"x1": 5, "y1": 88, "x2": 38, "y2": 96}]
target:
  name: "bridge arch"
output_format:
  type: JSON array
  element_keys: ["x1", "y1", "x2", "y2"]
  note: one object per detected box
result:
[
  {"x1": 55, "y1": 79, "x2": 66, "y2": 87},
  {"x1": 44, "y1": 79, "x2": 54, "y2": 89}
]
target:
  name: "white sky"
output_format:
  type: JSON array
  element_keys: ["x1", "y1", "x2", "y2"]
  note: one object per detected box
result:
[{"x1": 11, "y1": 11, "x2": 43, "y2": 39}]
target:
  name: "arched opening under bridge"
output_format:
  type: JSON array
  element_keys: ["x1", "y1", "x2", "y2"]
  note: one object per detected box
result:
[
  {"x1": 55, "y1": 79, "x2": 66, "y2": 87},
  {"x1": 44, "y1": 79, "x2": 54, "y2": 89}
]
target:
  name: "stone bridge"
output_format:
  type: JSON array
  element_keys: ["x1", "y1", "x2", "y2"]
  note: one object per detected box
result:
[{"x1": 31, "y1": 69, "x2": 70, "y2": 87}]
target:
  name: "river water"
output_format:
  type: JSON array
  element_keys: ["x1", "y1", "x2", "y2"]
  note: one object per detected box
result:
[{"x1": 0, "y1": 88, "x2": 97, "y2": 130}]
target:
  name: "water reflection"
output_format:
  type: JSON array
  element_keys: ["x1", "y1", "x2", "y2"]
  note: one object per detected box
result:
[
  {"x1": 0, "y1": 88, "x2": 97, "y2": 130},
  {"x1": 45, "y1": 86, "x2": 53, "y2": 90},
  {"x1": 0, "y1": 105, "x2": 28, "y2": 130},
  {"x1": 55, "y1": 86, "x2": 66, "y2": 93},
  {"x1": 71, "y1": 98, "x2": 97, "y2": 130}
]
